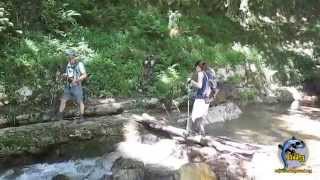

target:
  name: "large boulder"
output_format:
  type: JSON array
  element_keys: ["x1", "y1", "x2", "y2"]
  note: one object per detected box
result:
[
  {"x1": 301, "y1": 95, "x2": 319, "y2": 106},
  {"x1": 111, "y1": 158, "x2": 145, "y2": 180},
  {"x1": 16, "y1": 86, "x2": 32, "y2": 102},
  {"x1": 51, "y1": 174, "x2": 70, "y2": 180},
  {"x1": 216, "y1": 68, "x2": 235, "y2": 82},
  {"x1": 205, "y1": 102, "x2": 242, "y2": 124},
  {"x1": 0, "y1": 115, "x2": 126, "y2": 157},
  {"x1": 274, "y1": 88, "x2": 295, "y2": 103},
  {"x1": 303, "y1": 79, "x2": 320, "y2": 96},
  {"x1": 0, "y1": 117, "x2": 7, "y2": 128},
  {"x1": 0, "y1": 85, "x2": 7, "y2": 105},
  {"x1": 176, "y1": 163, "x2": 217, "y2": 180},
  {"x1": 262, "y1": 95, "x2": 278, "y2": 104},
  {"x1": 262, "y1": 87, "x2": 298, "y2": 104},
  {"x1": 144, "y1": 164, "x2": 176, "y2": 180},
  {"x1": 214, "y1": 83, "x2": 240, "y2": 104}
]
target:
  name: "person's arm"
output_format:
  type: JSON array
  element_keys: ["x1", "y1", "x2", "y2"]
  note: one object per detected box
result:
[
  {"x1": 62, "y1": 64, "x2": 69, "y2": 80},
  {"x1": 75, "y1": 62, "x2": 87, "y2": 82},
  {"x1": 191, "y1": 72, "x2": 203, "y2": 89}
]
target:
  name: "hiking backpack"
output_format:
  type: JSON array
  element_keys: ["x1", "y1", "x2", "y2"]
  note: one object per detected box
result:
[{"x1": 206, "y1": 68, "x2": 217, "y2": 91}]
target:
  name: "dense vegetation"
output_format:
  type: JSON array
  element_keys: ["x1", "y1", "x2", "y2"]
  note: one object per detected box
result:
[{"x1": 1, "y1": 0, "x2": 319, "y2": 109}]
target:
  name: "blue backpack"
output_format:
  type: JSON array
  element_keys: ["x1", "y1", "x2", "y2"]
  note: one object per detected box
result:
[{"x1": 206, "y1": 68, "x2": 217, "y2": 91}]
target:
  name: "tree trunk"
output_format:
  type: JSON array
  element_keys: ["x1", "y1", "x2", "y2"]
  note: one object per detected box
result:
[{"x1": 0, "y1": 102, "x2": 124, "y2": 128}]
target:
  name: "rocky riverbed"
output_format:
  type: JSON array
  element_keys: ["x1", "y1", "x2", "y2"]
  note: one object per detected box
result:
[{"x1": 0, "y1": 88, "x2": 319, "y2": 180}]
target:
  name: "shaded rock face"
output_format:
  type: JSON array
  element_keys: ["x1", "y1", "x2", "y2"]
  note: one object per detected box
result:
[
  {"x1": 303, "y1": 80, "x2": 320, "y2": 104},
  {"x1": 111, "y1": 158, "x2": 144, "y2": 180},
  {"x1": 144, "y1": 164, "x2": 176, "y2": 180},
  {"x1": 51, "y1": 174, "x2": 70, "y2": 180},
  {"x1": 16, "y1": 86, "x2": 33, "y2": 102},
  {"x1": 262, "y1": 88, "x2": 295, "y2": 104},
  {"x1": 140, "y1": 134, "x2": 160, "y2": 145},
  {"x1": 0, "y1": 158, "x2": 111, "y2": 180},
  {"x1": 303, "y1": 79, "x2": 320, "y2": 96},
  {"x1": 176, "y1": 163, "x2": 217, "y2": 180},
  {"x1": 0, "y1": 116, "x2": 126, "y2": 157},
  {"x1": 216, "y1": 68, "x2": 236, "y2": 82},
  {"x1": 274, "y1": 88, "x2": 294, "y2": 103},
  {"x1": 214, "y1": 83, "x2": 240, "y2": 104},
  {"x1": 205, "y1": 102, "x2": 242, "y2": 124},
  {"x1": 301, "y1": 95, "x2": 319, "y2": 105},
  {"x1": 0, "y1": 89, "x2": 8, "y2": 105}
]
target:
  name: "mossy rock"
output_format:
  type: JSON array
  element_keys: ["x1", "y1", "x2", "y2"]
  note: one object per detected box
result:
[{"x1": 176, "y1": 163, "x2": 217, "y2": 180}]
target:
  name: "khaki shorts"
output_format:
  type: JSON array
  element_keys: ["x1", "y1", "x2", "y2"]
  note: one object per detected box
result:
[{"x1": 63, "y1": 85, "x2": 83, "y2": 103}]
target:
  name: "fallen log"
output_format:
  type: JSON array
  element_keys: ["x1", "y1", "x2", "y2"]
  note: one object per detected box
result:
[
  {"x1": 0, "y1": 102, "x2": 124, "y2": 128},
  {"x1": 134, "y1": 114, "x2": 260, "y2": 179},
  {"x1": 64, "y1": 102, "x2": 123, "y2": 117},
  {"x1": 136, "y1": 117, "x2": 257, "y2": 158}
]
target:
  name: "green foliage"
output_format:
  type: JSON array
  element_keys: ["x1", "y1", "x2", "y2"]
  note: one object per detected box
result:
[
  {"x1": 40, "y1": 0, "x2": 81, "y2": 32},
  {"x1": 239, "y1": 88, "x2": 258, "y2": 103},
  {"x1": 227, "y1": 75, "x2": 242, "y2": 86},
  {"x1": 154, "y1": 64, "x2": 184, "y2": 96},
  {"x1": 1, "y1": 0, "x2": 320, "y2": 107}
]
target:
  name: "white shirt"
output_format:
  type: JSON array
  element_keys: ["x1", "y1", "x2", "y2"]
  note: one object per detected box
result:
[{"x1": 66, "y1": 62, "x2": 86, "y2": 80}]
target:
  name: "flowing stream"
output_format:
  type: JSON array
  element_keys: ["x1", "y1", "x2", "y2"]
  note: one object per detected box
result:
[{"x1": 0, "y1": 101, "x2": 319, "y2": 179}]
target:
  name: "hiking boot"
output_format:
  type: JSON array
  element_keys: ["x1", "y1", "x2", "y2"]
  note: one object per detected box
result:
[{"x1": 77, "y1": 115, "x2": 85, "y2": 124}]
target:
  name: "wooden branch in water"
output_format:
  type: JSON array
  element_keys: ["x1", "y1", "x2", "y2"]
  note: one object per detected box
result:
[
  {"x1": 135, "y1": 116, "x2": 259, "y2": 160},
  {"x1": 135, "y1": 115, "x2": 262, "y2": 179}
]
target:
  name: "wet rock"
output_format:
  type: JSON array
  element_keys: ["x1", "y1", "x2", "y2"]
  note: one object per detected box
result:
[
  {"x1": 172, "y1": 95, "x2": 188, "y2": 107},
  {"x1": 98, "y1": 98, "x2": 116, "y2": 104},
  {"x1": 301, "y1": 95, "x2": 319, "y2": 106},
  {"x1": 275, "y1": 88, "x2": 294, "y2": 103},
  {"x1": 119, "y1": 99, "x2": 137, "y2": 110},
  {"x1": 144, "y1": 164, "x2": 176, "y2": 180},
  {"x1": 214, "y1": 83, "x2": 240, "y2": 104},
  {"x1": 205, "y1": 102, "x2": 242, "y2": 124},
  {"x1": 143, "y1": 98, "x2": 160, "y2": 108},
  {"x1": 69, "y1": 129, "x2": 93, "y2": 140},
  {"x1": 176, "y1": 163, "x2": 217, "y2": 180},
  {"x1": 303, "y1": 79, "x2": 320, "y2": 96},
  {"x1": 16, "y1": 86, "x2": 32, "y2": 102},
  {"x1": 82, "y1": 159, "x2": 108, "y2": 180},
  {"x1": 141, "y1": 133, "x2": 160, "y2": 145},
  {"x1": 102, "y1": 152, "x2": 122, "y2": 171},
  {"x1": 0, "y1": 92, "x2": 7, "y2": 102},
  {"x1": 262, "y1": 95, "x2": 278, "y2": 104},
  {"x1": 52, "y1": 174, "x2": 70, "y2": 180},
  {"x1": 216, "y1": 68, "x2": 235, "y2": 81},
  {"x1": 0, "y1": 115, "x2": 126, "y2": 157},
  {"x1": 0, "y1": 117, "x2": 7, "y2": 128},
  {"x1": 111, "y1": 158, "x2": 144, "y2": 180},
  {"x1": 0, "y1": 169, "x2": 15, "y2": 178},
  {"x1": 0, "y1": 85, "x2": 8, "y2": 105}
]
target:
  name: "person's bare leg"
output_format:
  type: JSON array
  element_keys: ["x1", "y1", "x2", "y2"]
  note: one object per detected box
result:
[
  {"x1": 79, "y1": 101, "x2": 84, "y2": 114},
  {"x1": 56, "y1": 98, "x2": 67, "y2": 120},
  {"x1": 79, "y1": 101, "x2": 85, "y2": 121},
  {"x1": 59, "y1": 98, "x2": 67, "y2": 113}
]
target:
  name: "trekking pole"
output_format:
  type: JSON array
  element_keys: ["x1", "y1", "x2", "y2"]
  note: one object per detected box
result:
[{"x1": 186, "y1": 82, "x2": 191, "y2": 133}]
